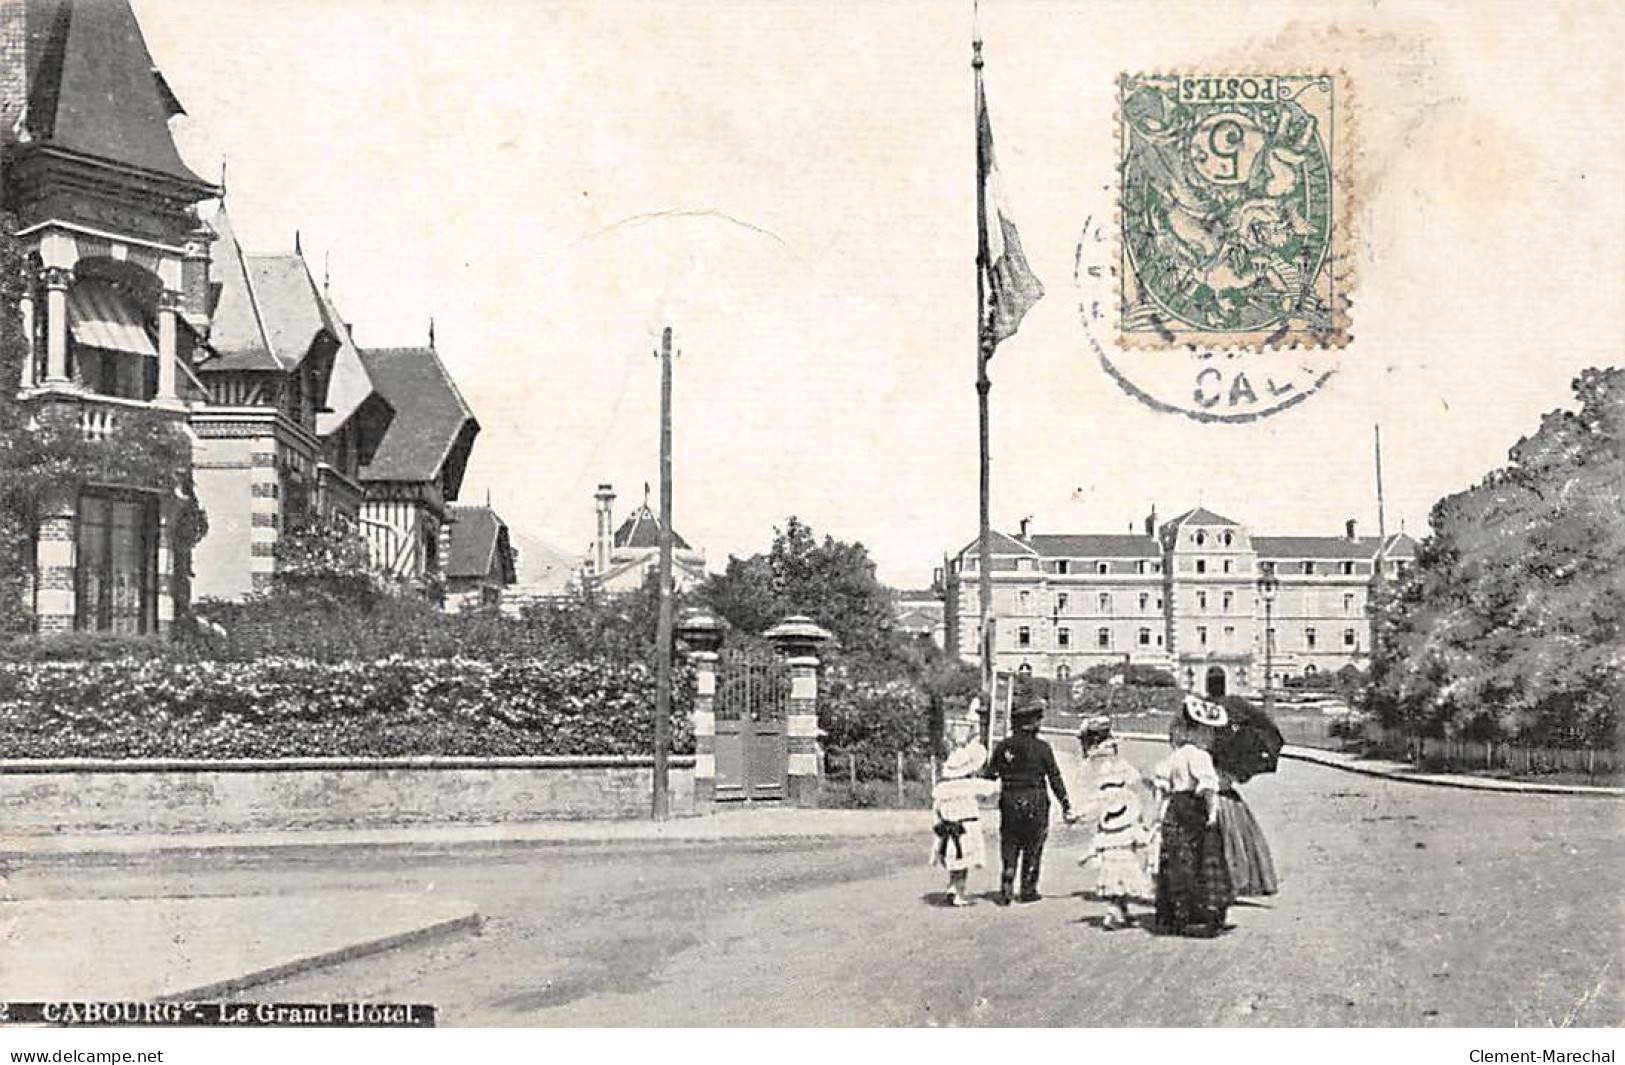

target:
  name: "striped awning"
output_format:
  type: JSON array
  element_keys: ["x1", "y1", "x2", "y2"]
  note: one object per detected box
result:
[{"x1": 68, "y1": 281, "x2": 156, "y2": 358}]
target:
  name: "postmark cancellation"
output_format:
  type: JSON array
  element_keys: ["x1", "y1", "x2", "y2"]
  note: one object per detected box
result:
[{"x1": 1117, "y1": 73, "x2": 1351, "y2": 351}]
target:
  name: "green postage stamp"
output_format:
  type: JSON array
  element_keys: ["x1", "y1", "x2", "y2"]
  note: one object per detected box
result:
[{"x1": 1118, "y1": 74, "x2": 1350, "y2": 350}]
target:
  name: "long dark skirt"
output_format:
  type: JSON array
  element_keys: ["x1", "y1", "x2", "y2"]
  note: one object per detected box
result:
[
  {"x1": 1216, "y1": 789, "x2": 1278, "y2": 897},
  {"x1": 1155, "y1": 792, "x2": 1233, "y2": 933}
]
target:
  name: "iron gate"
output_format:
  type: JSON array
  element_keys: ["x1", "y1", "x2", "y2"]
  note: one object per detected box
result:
[{"x1": 713, "y1": 649, "x2": 790, "y2": 801}]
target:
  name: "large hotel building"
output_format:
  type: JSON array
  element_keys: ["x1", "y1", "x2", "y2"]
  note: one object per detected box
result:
[{"x1": 942, "y1": 507, "x2": 1417, "y2": 698}]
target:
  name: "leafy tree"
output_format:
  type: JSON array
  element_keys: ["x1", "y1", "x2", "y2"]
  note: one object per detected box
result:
[
  {"x1": 1371, "y1": 367, "x2": 1623, "y2": 747},
  {"x1": 699, "y1": 516, "x2": 895, "y2": 661}
]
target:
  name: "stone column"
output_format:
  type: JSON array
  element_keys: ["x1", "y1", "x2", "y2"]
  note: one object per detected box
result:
[
  {"x1": 18, "y1": 285, "x2": 34, "y2": 389},
  {"x1": 785, "y1": 655, "x2": 823, "y2": 805},
  {"x1": 33, "y1": 490, "x2": 77, "y2": 634},
  {"x1": 42, "y1": 267, "x2": 71, "y2": 385},
  {"x1": 156, "y1": 289, "x2": 181, "y2": 404},
  {"x1": 688, "y1": 650, "x2": 718, "y2": 811}
]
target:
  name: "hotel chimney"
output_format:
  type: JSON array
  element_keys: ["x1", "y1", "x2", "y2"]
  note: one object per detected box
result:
[{"x1": 1345, "y1": 518, "x2": 1358, "y2": 541}]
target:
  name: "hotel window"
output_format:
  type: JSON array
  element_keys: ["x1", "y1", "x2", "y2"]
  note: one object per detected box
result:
[
  {"x1": 1019, "y1": 590, "x2": 1030, "y2": 609},
  {"x1": 1224, "y1": 625, "x2": 1236, "y2": 643},
  {"x1": 1344, "y1": 628, "x2": 1356, "y2": 647},
  {"x1": 1305, "y1": 627, "x2": 1317, "y2": 649},
  {"x1": 1096, "y1": 561, "x2": 1109, "y2": 575},
  {"x1": 1156, "y1": 596, "x2": 1164, "y2": 609},
  {"x1": 1057, "y1": 664, "x2": 1071, "y2": 681},
  {"x1": 1056, "y1": 593, "x2": 1068, "y2": 612},
  {"x1": 1222, "y1": 591, "x2": 1233, "y2": 612},
  {"x1": 1223, "y1": 559, "x2": 1232, "y2": 574},
  {"x1": 1344, "y1": 593, "x2": 1356, "y2": 614},
  {"x1": 1097, "y1": 627, "x2": 1111, "y2": 649},
  {"x1": 1195, "y1": 531, "x2": 1206, "y2": 546},
  {"x1": 1341, "y1": 560, "x2": 1355, "y2": 575},
  {"x1": 1196, "y1": 559, "x2": 1207, "y2": 574},
  {"x1": 1017, "y1": 558, "x2": 1035, "y2": 572},
  {"x1": 1222, "y1": 532, "x2": 1234, "y2": 546},
  {"x1": 1302, "y1": 561, "x2": 1315, "y2": 575},
  {"x1": 1197, "y1": 625, "x2": 1208, "y2": 647},
  {"x1": 1018, "y1": 663, "x2": 1032, "y2": 677},
  {"x1": 1135, "y1": 560, "x2": 1148, "y2": 575},
  {"x1": 1056, "y1": 559, "x2": 1070, "y2": 574},
  {"x1": 1196, "y1": 591, "x2": 1207, "y2": 610},
  {"x1": 1018, "y1": 626, "x2": 1031, "y2": 647},
  {"x1": 1098, "y1": 592, "x2": 1111, "y2": 613},
  {"x1": 75, "y1": 490, "x2": 158, "y2": 635},
  {"x1": 1058, "y1": 627, "x2": 1071, "y2": 648},
  {"x1": 1138, "y1": 592, "x2": 1149, "y2": 610},
  {"x1": 1138, "y1": 627, "x2": 1151, "y2": 646}
]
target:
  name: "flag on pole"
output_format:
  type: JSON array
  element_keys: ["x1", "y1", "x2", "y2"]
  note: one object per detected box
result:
[{"x1": 977, "y1": 73, "x2": 1044, "y2": 348}]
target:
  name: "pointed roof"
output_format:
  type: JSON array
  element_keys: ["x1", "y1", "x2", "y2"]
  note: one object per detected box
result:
[
  {"x1": 358, "y1": 345, "x2": 479, "y2": 493},
  {"x1": 313, "y1": 283, "x2": 387, "y2": 437},
  {"x1": 20, "y1": 0, "x2": 212, "y2": 191},
  {"x1": 445, "y1": 505, "x2": 516, "y2": 584},
  {"x1": 1162, "y1": 506, "x2": 1240, "y2": 530},
  {"x1": 201, "y1": 208, "x2": 282, "y2": 372},
  {"x1": 955, "y1": 530, "x2": 1037, "y2": 558},
  {"x1": 202, "y1": 208, "x2": 358, "y2": 382},
  {"x1": 614, "y1": 500, "x2": 691, "y2": 551}
]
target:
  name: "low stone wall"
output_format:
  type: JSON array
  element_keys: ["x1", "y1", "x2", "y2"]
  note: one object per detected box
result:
[{"x1": 0, "y1": 756, "x2": 697, "y2": 835}]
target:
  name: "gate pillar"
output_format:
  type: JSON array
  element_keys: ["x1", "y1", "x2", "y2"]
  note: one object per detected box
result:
[
  {"x1": 689, "y1": 650, "x2": 719, "y2": 811},
  {"x1": 765, "y1": 615, "x2": 833, "y2": 807},
  {"x1": 678, "y1": 609, "x2": 726, "y2": 813}
]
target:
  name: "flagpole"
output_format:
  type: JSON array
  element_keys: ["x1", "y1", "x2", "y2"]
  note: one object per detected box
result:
[{"x1": 974, "y1": 33, "x2": 995, "y2": 746}]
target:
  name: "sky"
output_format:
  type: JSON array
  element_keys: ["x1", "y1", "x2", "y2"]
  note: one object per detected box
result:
[{"x1": 133, "y1": 0, "x2": 1625, "y2": 588}]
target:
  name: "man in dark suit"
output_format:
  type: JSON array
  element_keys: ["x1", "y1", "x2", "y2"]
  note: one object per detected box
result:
[{"x1": 986, "y1": 699, "x2": 1074, "y2": 904}]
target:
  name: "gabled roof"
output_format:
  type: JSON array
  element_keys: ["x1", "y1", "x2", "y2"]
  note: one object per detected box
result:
[
  {"x1": 313, "y1": 283, "x2": 388, "y2": 437},
  {"x1": 1162, "y1": 506, "x2": 1240, "y2": 530},
  {"x1": 201, "y1": 208, "x2": 336, "y2": 376},
  {"x1": 357, "y1": 346, "x2": 479, "y2": 492},
  {"x1": 614, "y1": 502, "x2": 691, "y2": 551},
  {"x1": 445, "y1": 505, "x2": 516, "y2": 584},
  {"x1": 197, "y1": 208, "x2": 278, "y2": 371},
  {"x1": 20, "y1": 0, "x2": 213, "y2": 192},
  {"x1": 1027, "y1": 533, "x2": 1161, "y2": 559},
  {"x1": 956, "y1": 530, "x2": 1037, "y2": 558}
]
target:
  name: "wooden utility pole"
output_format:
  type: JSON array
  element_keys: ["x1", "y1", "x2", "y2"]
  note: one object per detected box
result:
[{"x1": 653, "y1": 326, "x2": 675, "y2": 820}]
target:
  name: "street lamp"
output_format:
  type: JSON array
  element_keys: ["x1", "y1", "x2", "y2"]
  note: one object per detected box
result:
[{"x1": 1257, "y1": 561, "x2": 1279, "y2": 715}]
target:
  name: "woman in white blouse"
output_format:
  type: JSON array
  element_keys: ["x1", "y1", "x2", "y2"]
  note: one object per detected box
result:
[{"x1": 1151, "y1": 697, "x2": 1235, "y2": 936}]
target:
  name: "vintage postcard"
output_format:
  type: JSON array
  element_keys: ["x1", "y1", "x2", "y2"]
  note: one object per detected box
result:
[{"x1": 0, "y1": 0, "x2": 1619, "y2": 1050}]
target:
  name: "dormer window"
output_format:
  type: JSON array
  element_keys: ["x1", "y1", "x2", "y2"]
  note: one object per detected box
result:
[
  {"x1": 1195, "y1": 531, "x2": 1206, "y2": 546},
  {"x1": 1096, "y1": 561, "x2": 1109, "y2": 575},
  {"x1": 1055, "y1": 559, "x2": 1070, "y2": 575}
]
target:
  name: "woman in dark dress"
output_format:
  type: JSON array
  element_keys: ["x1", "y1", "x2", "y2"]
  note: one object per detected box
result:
[{"x1": 1150, "y1": 697, "x2": 1234, "y2": 936}]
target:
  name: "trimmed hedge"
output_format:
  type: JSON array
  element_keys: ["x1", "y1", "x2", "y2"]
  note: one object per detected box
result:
[{"x1": 0, "y1": 656, "x2": 694, "y2": 760}]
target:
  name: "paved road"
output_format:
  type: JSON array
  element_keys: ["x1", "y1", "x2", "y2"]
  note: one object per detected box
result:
[{"x1": 7, "y1": 740, "x2": 1619, "y2": 1026}]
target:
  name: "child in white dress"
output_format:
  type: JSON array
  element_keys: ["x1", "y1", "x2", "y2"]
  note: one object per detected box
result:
[
  {"x1": 1076, "y1": 717, "x2": 1156, "y2": 928},
  {"x1": 930, "y1": 742, "x2": 999, "y2": 907}
]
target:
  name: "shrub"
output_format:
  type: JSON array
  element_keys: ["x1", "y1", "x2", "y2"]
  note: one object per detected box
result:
[
  {"x1": 0, "y1": 656, "x2": 694, "y2": 760},
  {"x1": 1078, "y1": 662, "x2": 1177, "y2": 687},
  {"x1": 819, "y1": 667, "x2": 930, "y2": 781},
  {"x1": 0, "y1": 633, "x2": 192, "y2": 663}
]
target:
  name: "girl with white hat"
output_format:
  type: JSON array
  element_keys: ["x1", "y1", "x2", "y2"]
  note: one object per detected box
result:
[
  {"x1": 930, "y1": 741, "x2": 999, "y2": 907},
  {"x1": 1076, "y1": 717, "x2": 1156, "y2": 929}
]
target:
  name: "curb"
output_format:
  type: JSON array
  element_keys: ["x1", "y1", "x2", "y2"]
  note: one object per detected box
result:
[
  {"x1": 154, "y1": 908, "x2": 482, "y2": 1003},
  {"x1": 1064, "y1": 728, "x2": 1625, "y2": 798}
]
